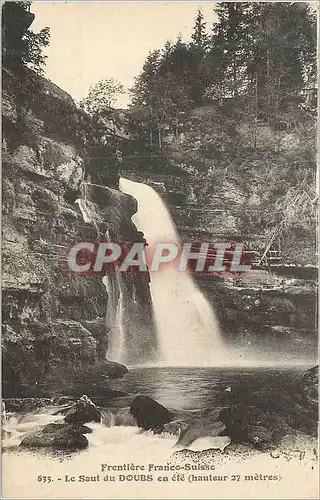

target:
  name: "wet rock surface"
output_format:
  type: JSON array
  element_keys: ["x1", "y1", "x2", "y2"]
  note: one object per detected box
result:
[
  {"x1": 217, "y1": 372, "x2": 318, "y2": 450},
  {"x1": 64, "y1": 395, "x2": 101, "y2": 425},
  {"x1": 130, "y1": 395, "x2": 174, "y2": 433},
  {"x1": 17, "y1": 396, "x2": 100, "y2": 451},
  {"x1": 176, "y1": 420, "x2": 226, "y2": 447},
  {"x1": 20, "y1": 425, "x2": 89, "y2": 451},
  {"x1": 43, "y1": 422, "x2": 93, "y2": 435}
]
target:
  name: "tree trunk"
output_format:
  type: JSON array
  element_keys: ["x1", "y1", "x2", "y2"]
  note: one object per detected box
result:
[
  {"x1": 233, "y1": 59, "x2": 238, "y2": 97},
  {"x1": 254, "y1": 73, "x2": 258, "y2": 149},
  {"x1": 266, "y1": 48, "x2": 270, "y2": 124},
  {"x1": 158, "y1": 127, "x2": 162, "y2": 149}
]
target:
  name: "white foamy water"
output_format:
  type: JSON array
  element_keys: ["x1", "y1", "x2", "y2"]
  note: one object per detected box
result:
[
  {"x1": 2, "y1": 411, "x2": 180, "y2": 499},
  {"x1": 2, "y1": 407, "x2": 65, "y2": 449},
  {"x1": 119, "y1": 177, "x2": 223, "y2": 366},
  {"x1": 2, "y1": 412, "x2": 317, "y2": 499}
]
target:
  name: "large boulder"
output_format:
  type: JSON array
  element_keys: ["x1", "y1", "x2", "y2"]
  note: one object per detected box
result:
[
  {"x1": 218, "y1": 374, "x2": 318, "y2": 450},
  {"x1": 87, "y1": 360, "x2": 128, "y2": 380},
  {"x1": 64, "y1": 395, "x2": 101, "y2": 425},
  {"x1": 43, "y1": 422, "x2": 92, "y2": 435},
  {"x1": 20, "y1": 425, "x2": 88, "y2": 451},
  {"x1": 218, "y1": 404, "x2": 286, "y2": 449},
  {"x1": 130, "y1": 395, "x2": 174, "y2": 433},
  {"x1": 43, "y1": 423, "x2": 66, "y2": 434}
]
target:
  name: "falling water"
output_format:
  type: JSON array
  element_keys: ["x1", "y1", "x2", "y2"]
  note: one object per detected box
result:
[
  {"x1": 75, "y1": 185, "x2": 157, "y2": 366},
  {"x1": 102, "y1": 230, "x2": 126, "y2": 363},
  {"x1": 102, "y1": 270, "x2": 125, "y2": 362},
  {"x1": 75, "y1": 188, "x2": 126, "y2": 363},
  {"x1": 119, "y1": 177, "x2": 223, "y2": 366}
]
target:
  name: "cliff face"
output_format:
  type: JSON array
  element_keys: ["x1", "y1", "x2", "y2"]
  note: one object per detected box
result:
[
  {"x1": 2, "y1": 63, "x2": 317, "y2": 395},
  {"x1": 2, "y1": 68, "x2": 156, "y2": 397},
  {"x1": 121, "y1": 168, "x2": 317, "y2": 362}
]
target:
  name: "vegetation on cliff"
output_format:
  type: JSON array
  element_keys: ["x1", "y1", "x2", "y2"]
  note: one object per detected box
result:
[
  {"x1": 2, "y1": 1, "x2": 50, "y2": 74},
  {"x1": 124, "y1": 3, "x2": 317, "y2": 265}
]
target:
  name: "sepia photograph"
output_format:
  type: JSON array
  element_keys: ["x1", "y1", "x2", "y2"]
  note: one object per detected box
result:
[{"x1": 1, "y1": 1, "x2": 319, "y2": 498}]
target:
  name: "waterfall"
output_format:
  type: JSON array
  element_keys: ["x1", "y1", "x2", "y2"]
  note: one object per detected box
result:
[
  {"x1": 75, "y1": 184, "x2": 157, "y2": 366},
  {"x1": 119, "y1": 177, "x2": 223, "y2": 366},
  {"x1": 75, "y1": 188, "x2": 127, "y2": 363},
  {"x1": 102, "y1": 230, "x2": 126, "y2": 363}
]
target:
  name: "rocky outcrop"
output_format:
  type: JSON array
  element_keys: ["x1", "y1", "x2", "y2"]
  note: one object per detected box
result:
[
  {"x1": 130, "y1": 395, "x2": 174, "y2": 432},
  {"x1": 19, "y1": 396, "x2": 101, "y2": 450},
  {"x1": 64, "y1": 395, "x2": 101, "y2": 425},
  {"x1": 20, "y1": 424, "x2": 89, "y2": 451},
  {"x1": 43, "y1": 422, "x2": 92, "y2": 434},
  {"x1": 2, "y1": 67, "x2": 156, "y2": 396},
  {"x1": 218, "y1": 381, "x2": 318, "y2": 450}
]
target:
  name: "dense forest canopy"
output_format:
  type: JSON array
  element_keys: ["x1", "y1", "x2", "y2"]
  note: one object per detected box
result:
[
  {"x1": 123, "y1": 2, "x2": 317, "y2": 265},
  {"x1": 129, "y1": 2, "x2": 316, "y2": 146}
]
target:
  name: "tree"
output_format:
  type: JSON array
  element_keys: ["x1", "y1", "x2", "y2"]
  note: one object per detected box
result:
[
  {"x1": 129, "y1": 0, "x2": 316, "y2": 159},
  {"x1": 209, "y1": 3, "x2": 254, "y2": 98},
  {"x1": 21, "y1": 26, "x2": 50, "y2": 74},
  {"x1": 243, "y1": 3, "x2": 316, "y2": 124},
  {"x1": 191, "y1": 9, "x2": 209, "y2": 49},
  {"x1": 79, "y1": 78, "x2": 125, "y2": 117},
  {"x1": 208, "y1": 2, "x2": 317, "y2": 119},
  {"x1": 130, "y1": 44, "x2": 194, "y2": 148}
]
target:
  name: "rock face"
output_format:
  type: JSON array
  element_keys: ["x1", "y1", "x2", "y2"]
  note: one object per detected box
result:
[
  {"x1": 130, "y1": 395, "x2": 174, "y2": 432},
  {"x1": 2, "y1": 67, "x2": 156, "y2": 396}
]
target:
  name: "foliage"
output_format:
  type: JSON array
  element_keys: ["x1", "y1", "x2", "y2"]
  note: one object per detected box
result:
[
  {"x1": 129, "y1": 2, "x2": 316, "y2": 141},
  {"x1": 191, "y1": 8, "x2": 209, "y2": 49},
  {"x1": 127, "y1": 2, "x2": 317, "y2": 263},
  {"x1": 21, "y1": 26, "x2": 50, "y2": 74},
  {"x1": 2, "y1": 1, "x2": 50, "y2": 74},
  {"x1": 79, "y1": 78, "x2": 125, "y2": 117}
]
